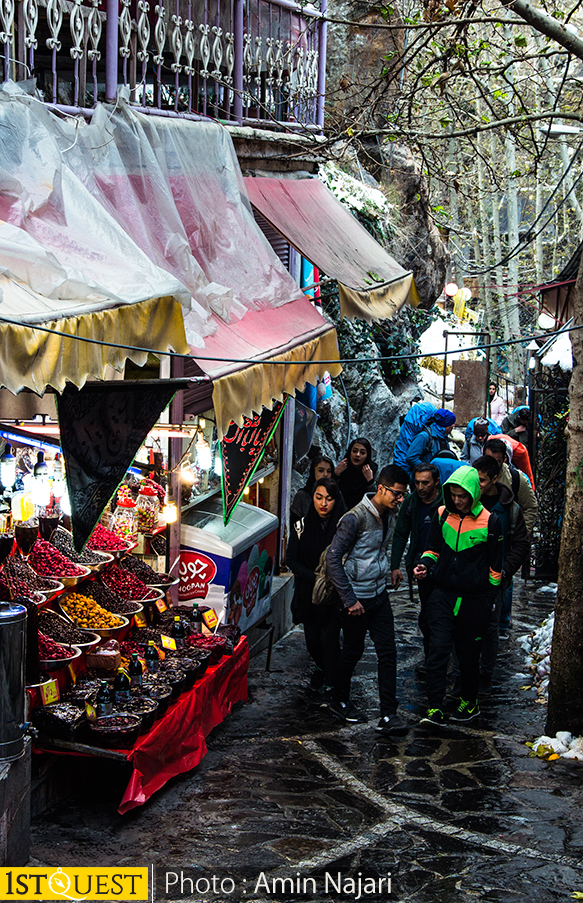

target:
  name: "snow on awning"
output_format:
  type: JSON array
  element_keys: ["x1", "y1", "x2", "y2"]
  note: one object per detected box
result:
[{"x1": 244, "y1": 176, "x2": 420, "y2": 322}]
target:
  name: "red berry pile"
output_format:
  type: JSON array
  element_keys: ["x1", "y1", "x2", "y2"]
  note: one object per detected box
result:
[
  {"x1": 29, "y1": 539, "x2": 87, "y2": 577},
  {"x1": 87, "y1": 524, "x2": 130, "y2": 552},
  {"x1": 102, "y1": 564, "x2": 156, "y2": 601},
  {"x1": 38, "y1": 633, "x2": 74, "y2": 660}
]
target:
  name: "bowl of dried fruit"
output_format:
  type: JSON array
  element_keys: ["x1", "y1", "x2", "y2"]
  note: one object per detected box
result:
[
  {"x1": 87, "y1": 712, "x2": 142, "y2": 749},
  {"x1": 58, "y1": 592, "x2": 129, "y2": 639},
  {"x1": 38, "y1": 635, "x2": 83, "y2": 672}
]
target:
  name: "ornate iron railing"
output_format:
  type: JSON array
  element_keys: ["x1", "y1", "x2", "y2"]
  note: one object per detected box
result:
[{"x1": 1, "y1": 0, "x2": 326, "y2": 127}]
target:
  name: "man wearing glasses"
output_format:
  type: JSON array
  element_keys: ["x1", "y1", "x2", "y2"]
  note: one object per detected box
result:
[{"x1": 326, "y1": 463, "x2": 410, "y2": 735}]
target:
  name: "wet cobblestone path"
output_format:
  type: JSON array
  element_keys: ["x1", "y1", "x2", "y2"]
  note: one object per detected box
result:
[{"x1": 31, "y1": 580, "x2": 583, "y2": 902}]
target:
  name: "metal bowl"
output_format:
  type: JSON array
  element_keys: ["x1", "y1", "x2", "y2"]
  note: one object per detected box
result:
[
  {"x1": 57, "y1": 600, "x2": 129, "y2": 638},
  {"x1": 39, "y1": 579, "x2": 65, "y2": 602},
  {"x1": 108, "y1": 540, "x2": 137, "y2": 561},
  {"x1": 39, "y1": 644, "x2": 83, "y2": 673},
  {"x1": 58, "y1": 566, "x2": 93, "y2": 587},
  {"x1": 147, "y1": 574, "x2": 179, "y2": 591},
  {"x1": 85, "y1": 551, "x2": 114, "y2": 574}
]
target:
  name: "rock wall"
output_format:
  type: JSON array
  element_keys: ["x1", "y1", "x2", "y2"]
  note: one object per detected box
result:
[{"x1": 292, "y1": 367, "x2": 423, "y2": 492}]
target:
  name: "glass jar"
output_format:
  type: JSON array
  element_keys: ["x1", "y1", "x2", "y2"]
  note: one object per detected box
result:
[
  {"x1": 111, "y1": 497, "x2": 138, "y2": 543},
  {"x1": 136, "y1": 485, "x2": 159, "y2": 534}
]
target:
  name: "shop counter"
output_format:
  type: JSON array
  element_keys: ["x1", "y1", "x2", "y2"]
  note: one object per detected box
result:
[{"x1": 34, "y1": 638, "x2": 249, "y2": 814}]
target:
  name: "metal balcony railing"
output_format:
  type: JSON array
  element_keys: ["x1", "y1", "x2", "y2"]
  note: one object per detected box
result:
[{"x1": 1, "y1": 0, "x2": 326, "y2": 128}]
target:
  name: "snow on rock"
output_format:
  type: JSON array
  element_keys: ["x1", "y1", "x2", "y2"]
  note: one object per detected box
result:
[
  {"x1": 523, "y1": 612, "x2": 583, "y2": 762},
  {"x1": 528, "y1": 732, "x2": 583, "y2": 761}
]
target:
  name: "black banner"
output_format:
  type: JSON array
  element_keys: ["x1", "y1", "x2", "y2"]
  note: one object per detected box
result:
[
  {"x1": 56, "y1": 382, "x2": 177, "y2": 551},
  {"x1": 220, "y1": 400, "x2": 287, "y2": 524}
]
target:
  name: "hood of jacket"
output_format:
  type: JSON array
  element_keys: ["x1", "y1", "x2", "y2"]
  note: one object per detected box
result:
[
  {"x1": 430, "y1": 421, "x2": 449, "y2": 441},
  {"x1": 443, "y1": 465, "x2": 483, "y2": 517}
]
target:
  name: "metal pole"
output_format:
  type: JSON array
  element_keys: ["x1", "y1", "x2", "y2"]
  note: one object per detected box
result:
[
  {"x1": 484, "y1": 330, "x2": 491, "y2": 418},
  {"x1": 233, "y1": 0, "x2": 244, "y2": 122},
  {"x1": 441, "y1": 330, "x2": 449, "y2": 409},
  {"x1": 278, "y1": 397, "x2": 295, "y2": 568},
  {"x1": 316, "y1": 0, "x2": 327, "y2": 130},
  {"x1": 105, "y1": 0, "x2": 119, "y2": 103}
]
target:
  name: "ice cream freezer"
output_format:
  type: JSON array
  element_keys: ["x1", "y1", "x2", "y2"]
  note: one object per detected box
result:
[{"x1": 179, "y1": 497, "x2": 279, "y2": 631}]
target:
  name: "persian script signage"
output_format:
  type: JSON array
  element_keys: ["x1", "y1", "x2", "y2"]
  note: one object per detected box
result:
[{"x1": 220, "y1": 400, "x2": 288, "y2": 523}]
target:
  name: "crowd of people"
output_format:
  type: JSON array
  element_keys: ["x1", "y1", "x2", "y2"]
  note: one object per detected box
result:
[{"x1": 286, "y1": 400, "x2": 537, "y2": 737}]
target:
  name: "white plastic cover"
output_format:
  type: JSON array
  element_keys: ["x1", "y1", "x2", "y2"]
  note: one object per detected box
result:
[{"x1": 0, "y1": 82, "x2": 304, "y2": 344}]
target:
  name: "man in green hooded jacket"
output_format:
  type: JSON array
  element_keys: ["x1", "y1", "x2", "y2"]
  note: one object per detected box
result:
[{"x1": 413, "y1": 466, "x2": 503, "y2": 727}]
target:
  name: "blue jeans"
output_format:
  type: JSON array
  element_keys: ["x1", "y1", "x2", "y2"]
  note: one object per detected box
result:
[
  {"x1": 499, "y1": 582, "x2": 513, "y2": 630},
  {"x1": 333, "y1": 591, "x2": 398, "y2": 716}
]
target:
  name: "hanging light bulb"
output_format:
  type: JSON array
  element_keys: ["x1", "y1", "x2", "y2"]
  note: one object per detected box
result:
[
  {"x1": 213, "y1": 455, "x2": 222, "y2": 477},
  {"x1": 180, "y1": 460, "x2": 195, "y2": 488},
  {"x1": 162, "y1": 483, "x2": 178, "y2": 524},
  {"x1": 0, "y1": 445, "x2": 16, "y2": 493}
]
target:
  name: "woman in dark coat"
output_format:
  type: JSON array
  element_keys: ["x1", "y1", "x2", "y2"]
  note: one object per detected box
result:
[
  {"x1": 287, "y1": 478, "x2": 346, "y2": 692},
  {"x1": 334, "y1": 437, "x2": 378, "y2": 510},
  {"x1": 290, "y1": 455, "x2": 336, "y2": 522}
]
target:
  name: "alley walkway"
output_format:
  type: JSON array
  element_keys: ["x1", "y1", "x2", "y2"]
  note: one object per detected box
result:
[{"x1": 30, "y1": 580, "x2": 583, "y2": 902}]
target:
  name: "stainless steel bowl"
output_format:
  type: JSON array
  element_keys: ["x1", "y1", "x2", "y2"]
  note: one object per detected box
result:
[
  {"x1": 85, "y1": 551, "x2": 114, "y2": 574},
  {"x1": 57, "y1": 600, "x2": 129, "y2": 638},
  {"x1": 39, "y1": 644, "x2": 83, "y2": 673},
  {"x1": 58, "y1": 566, "x2": 92, "y2": 587}
]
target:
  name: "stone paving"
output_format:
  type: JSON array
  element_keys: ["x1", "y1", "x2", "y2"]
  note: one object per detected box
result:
[{"x1": 30, "y1": 579, "x2": 583, "y2": 903}]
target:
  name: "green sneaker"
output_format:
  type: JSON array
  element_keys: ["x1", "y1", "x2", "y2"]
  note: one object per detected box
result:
[
  {"x1": 450, "y1": 699, "x2": 481, "y2": 723},
  {"x1": 419, "y1": 707, "x2": 446, "y2": 727}
]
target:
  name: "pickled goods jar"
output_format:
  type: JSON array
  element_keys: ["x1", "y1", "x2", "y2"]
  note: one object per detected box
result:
[
  {"x1": 111, "y1": 497, "x2": 138, "y2": 543},
  {"x1": 136, "y1": 485, "x2": 159, "y2": 534}
]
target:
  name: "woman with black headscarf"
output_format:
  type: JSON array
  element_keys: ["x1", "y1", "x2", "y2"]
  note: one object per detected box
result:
[
  {"x1": 334, "y1": 437, "x2": 378, "y2": 509},
  {"x1": 290, "y1": 455, "x2": 336, "y2": 521},
  {"x1": 287, "y1": 478, "x2": 346, "y2": 693}
]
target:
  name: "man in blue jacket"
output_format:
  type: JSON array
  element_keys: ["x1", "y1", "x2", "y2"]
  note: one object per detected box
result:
[
  {"x1": 326, "y1": 463, "x2": 410, "y2": 736},
  {"x1": 406, "y1": 410, "x2": 456, "y2": 475}
]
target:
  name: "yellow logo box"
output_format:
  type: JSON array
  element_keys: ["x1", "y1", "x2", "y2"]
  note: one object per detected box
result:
[{"x1": 0, "y1": 867, "x2": 149, "y2": 900}]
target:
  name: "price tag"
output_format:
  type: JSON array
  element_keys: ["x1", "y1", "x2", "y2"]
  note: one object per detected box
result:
[
  {"x1": 68, "y1": 663, "x2": 78, "y2": 684},
  {"x1": 85, "y1": 702, "x2": 97, "y2": 723},
  {"x1": 134, "y1": 610, "x2": 147, "y2": 628},
  {"x1": 202, "y1": 608, "x2": 218, "y2": 630},
  {"x1": 40, "y1": 679, "x2": 60, "y2": 706},
  {"x1": 155, "y1": 598, "x2": 168, "y2": 614},
  {"x1": 160, "y1": 634, "x2": 176, "y2": 651}
]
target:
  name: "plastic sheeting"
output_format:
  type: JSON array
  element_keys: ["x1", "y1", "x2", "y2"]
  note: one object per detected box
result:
[{"x1": 0, "y1": 82, "x2": 309, "y2": 395}]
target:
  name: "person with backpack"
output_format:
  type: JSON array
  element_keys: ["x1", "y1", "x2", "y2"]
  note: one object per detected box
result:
[
  {"x1": 413, "y1": 466, "x2": 503, "y2": 727},
  {"x1": 390, "y1": 463, "x2": 443, "y2": 676},
  {"x1": 287, "y1": 478, "x2": 346, "y2": 695},
  {"x1": 461, "y1": 417, "x2": 498, "y2": 465},
  {"x1": 334, "y1": 437, "x2": 378, "y2": 510},
  {"x1": 326, "y1": 463, "x2": 410, "y2": 735},
  {"x1": 483, "y1": 437, "x2": 537, "y2": 638},
  {"x1": 405, "y1": 409, "x2": 456, "y2": 475},
  {"x1": 472, "y1": 455, "x2": 530, "y2": 694}
]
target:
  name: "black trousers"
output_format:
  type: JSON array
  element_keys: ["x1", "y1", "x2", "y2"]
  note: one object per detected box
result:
[
  {"x1": 333, "y1": 591, "x2": 398, "y2": 716},
  {"x1": 425, "y1": 587, "x2": 495, "y2": 707},
  {"x1": 299, "y1": 595, "x2": 341, "y2": 688}
]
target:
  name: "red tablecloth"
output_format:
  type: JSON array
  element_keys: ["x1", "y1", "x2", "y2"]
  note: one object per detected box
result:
[
  {"x1": 33, "y1": 638, "x2": 249, "y2": 814},
  {"x1": 119, "y1": 638, "x2": 249, "y2": 813}
]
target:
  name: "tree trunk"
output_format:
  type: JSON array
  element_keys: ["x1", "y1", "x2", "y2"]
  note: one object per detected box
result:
[{"x1": 546, "y1": 259, "x2": 583, "y2": 735}]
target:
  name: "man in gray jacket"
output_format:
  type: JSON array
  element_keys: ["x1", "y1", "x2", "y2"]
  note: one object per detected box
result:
[{"x1": 326, "y1": 463, "x2": 410, "y2": 735}]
